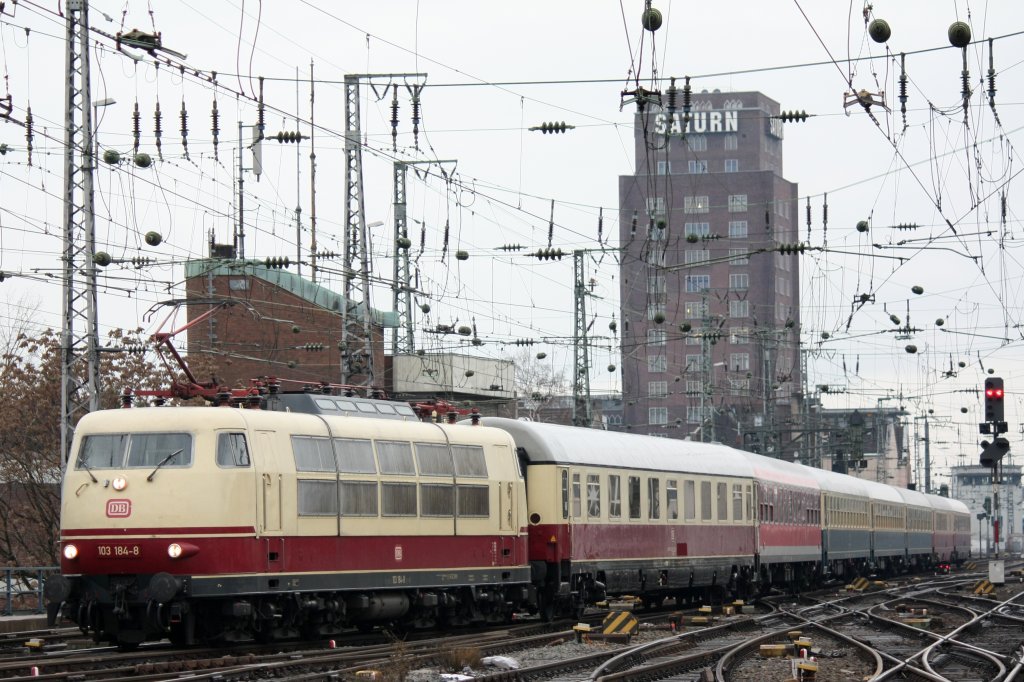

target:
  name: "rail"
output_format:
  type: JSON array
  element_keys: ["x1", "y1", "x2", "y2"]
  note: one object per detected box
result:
[{"x1": 1, "y1": 567, "x2": 59, "y2": 616}]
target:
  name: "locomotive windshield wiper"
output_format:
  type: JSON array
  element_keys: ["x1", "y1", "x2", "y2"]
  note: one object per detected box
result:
[
  {"x1": 146, "y1": 449, "x2": 183, "y2": 482},
  {"x1": 76, "y1": 457, "x2": 98, "y2": 483}
]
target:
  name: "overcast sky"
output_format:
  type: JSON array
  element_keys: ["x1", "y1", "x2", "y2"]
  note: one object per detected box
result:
[{"x1": 1, "y1": 1, "x2": 1022, "y2": 484}]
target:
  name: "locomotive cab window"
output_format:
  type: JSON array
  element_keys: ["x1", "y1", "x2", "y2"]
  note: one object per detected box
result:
[
  {"x1": 126, "y1": 433, "x2": 192, "y2": 468},
  {"x1": 216, "y1": 433, "x2": 250, "y2": 467},
  {"x1": 77, "y1": 434, "x2": 128, "y2": 469}
]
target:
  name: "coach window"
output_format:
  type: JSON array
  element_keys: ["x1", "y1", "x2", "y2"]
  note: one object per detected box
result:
[
  {"x1": 340, "y1": 481, "x2": 378, "y2": 516},
  {"x1": 416, "y1": 443, "x2": 454, "y2": 476},
  {"x1": 628, "y1": 476, "x2": 641, "y2": 519},
  {"x1": 127, "y1": 433, "x2": 193, "y2": 468},
  {"x1": 572, "y1": 473, "x2": 582, "y2": 518},
  {"x1": 382, "y1": 482, "x2": 417, "y2": 516},
  {"x1": 701, "y1": 481, "x2": 713, "y2": 521},
  {"x1": 297, "y1": 480, "x2": 338, "y2": 516},
  {"x1": 377, "y1": 441, "x2": 415, "y2": 474},
  {"x1": 684, "y1": 480, "x2": 696, "y2": 520},
  {"x1": 667, "y1": 480, "x2": 678, "y2": 520},
  {"x1": 717, "y1": 482, "x2": 728, "y2": 521},
  {"x1": 291, "y1": 436, "x2": 335, "y2": 472},
  {"x1": 335, "y1": 438, "x2": 376, "y2": 474},
  {"x1": 420, "y1": 483, "x2": 454, "y2": 516},
  {"x1": 452, "y1": 445, "x2": 488, "y2": 477},
  {"x1": 561, "y1": 470, "x2": 570, "y2": 519},
  {"x1": 648, "y1": 478, "x2": 661, "y2": 519},
  {"x1": 587, "y1": 475, "x2": 601, "y2": 517},
  {"x1": 732, "y1": 484, "x2": 742, "y2": 521},
  {"x1": 745, "y1": 484, "x2": 752, "y2": 521},
  {"x1": 608, "y1": 475, "x2": 622, "y2": 518},
  {"x1": 217, "y1": 433, "x2": 250, "y2": 467}
]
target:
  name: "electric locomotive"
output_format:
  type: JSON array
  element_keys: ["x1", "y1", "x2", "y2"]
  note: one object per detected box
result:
[{"x1": 46, "y1": 407, "x2": 532, "y2": 647}]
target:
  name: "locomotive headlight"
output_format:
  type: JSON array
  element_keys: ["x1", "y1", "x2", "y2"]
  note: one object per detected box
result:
[
  {"x1": 166, "y1": 542, "x2": 199, "y2": 559},
  {"x1": 63, "y1": 544, "x2": 79, "y2": 560},
  {"x1": 112, "y1": 477, "x2": 127, "y2": 491}
]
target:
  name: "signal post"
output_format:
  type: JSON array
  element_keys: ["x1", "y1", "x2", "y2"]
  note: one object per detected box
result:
[{"x1": 979, "y1": 377, "x2": 1009, "y2": 581}]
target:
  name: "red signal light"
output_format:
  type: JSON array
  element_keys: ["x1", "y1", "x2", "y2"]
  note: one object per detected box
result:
[{"x1": 987, "y1": 388, "x2": 1004, "y2": 398}]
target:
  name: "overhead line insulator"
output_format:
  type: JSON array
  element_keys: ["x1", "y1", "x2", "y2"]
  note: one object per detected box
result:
[{"x1": 528, "y1": 121, "x2": 575, "y2": 134}]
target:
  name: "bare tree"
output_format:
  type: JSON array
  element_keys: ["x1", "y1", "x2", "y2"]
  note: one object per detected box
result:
[
  {"x1": 0, "y1": 325, "x2": 169, "y2": 567},
  {"x1": 511, "y1": 349, "x2": 567, "y2": 421}
]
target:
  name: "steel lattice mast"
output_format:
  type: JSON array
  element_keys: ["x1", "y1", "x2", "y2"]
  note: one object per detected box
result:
[
  {"x1": 572, "y1": 250, "x2": 592, "y2": 427},
  {"x1": 60, "y1": 0, "x2": 101, "y2": 463},
  {"x1": 341, "y1": 75, "x2": 373, "y2": 387},
  {"x1": 391, "y1": 159, "x2": 455, "y2": 356}
]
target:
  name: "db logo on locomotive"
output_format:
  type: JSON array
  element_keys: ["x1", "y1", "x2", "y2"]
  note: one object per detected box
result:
[{"x1": 105, "y1": 499, "x2": 132, "y2": 518}]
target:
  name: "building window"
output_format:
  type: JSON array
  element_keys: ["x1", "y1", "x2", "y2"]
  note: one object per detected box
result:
[
  {"x1": 685, "y1": 275, "x2": 710, "y2": 292},
  {"x1": 685, "y1": 354, "x2": 701, "y2": 371},
  {"x1": 656, "y1": 160, "x2": 673, "y2": 175},
  {"x1": 648, "y1": 329, "x2": 667, "y2": 346},
  {"x1": 731, "y1": 353, "x2": 750, "y2": 371},
  {"x1": 688, "y1": 135, "x2": 707, "y2": 152},
  {"x1": 648, "y1": 273, "x2": 666, "y2": 294},
  {"x1": 685, "y1": 380, "x2": 702, "y2": 395},
  {"x1": 724, "y1": 159, "x2": 739, "y2": 173},
  {"x1": 728, "y1": 194, "x2": 748, "y2": 212},
  {"x1": 729, "y1": 300, "x2": 749, "y2": 318},
  {"x1": 684, "y1": 196, "x2": 710, "y2": 214},
  {"x1": 647, "y1": 354, "x2": 667, "y2": 372},
  {"x1": 724, "y1": 134, "x2": 738, "y2": 150},
  {"x1": 649, "y1": 407, "x2": 668, "y2": 425},
  {"x1": 646, "y1": 249, "x2": 666, "y2": 267},
  {"x1": 777, "y1": 276, "x2": 791, "y2": 297},
  {"x1": 686, "y1": 406, "x2": 703, "y2": 424},
  {"x1": 729, "y1": 327, "x2": 750, "y2": 344},
  {"x1": 688, "y1": 159, "x2": 708, "y2": 174},
  {"x1": 728, "y1": 378, "x2": 750, "y2": 395},
  {"x1": 684, "y1": 301, "x2": 703, "y2": 319},
  {"x1": 647, "y1": 197, "x2": 666, "y2": 215},
  {"x1": 647, "y1": 301, "x2": 666, "y2": 320},
  {"x1": 729, "y1": 273, "x2": 749, "y2": 290},
  {"x1": 685, "y1": 335, "x2": 701, "y2": 345},
  {"x1": 228, "y1": 278, "x2": 249, "y2": 291},
  {"x1": 685, "y1": 249, "x2": 710, "y2": 265},
  {"x1": 729, "y1": 248, "x2": 749, "y2": 265},
  {"x1": 648, "y1": 219, "x2": 666, "y2": 240},
  {"x1": 648, "y1": 381, "x2": 668, "y2": 398},
  {"x1": 684, "y1": 222, "x2": 710, "y2": 237},
  {"x1": 728, "y1": 220, "x2": 748, "y2": 238}
]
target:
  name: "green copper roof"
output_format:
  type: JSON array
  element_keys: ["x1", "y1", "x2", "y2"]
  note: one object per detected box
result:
[{"x1": 184, "y1": 259, "x2": 398, "y2": 328}]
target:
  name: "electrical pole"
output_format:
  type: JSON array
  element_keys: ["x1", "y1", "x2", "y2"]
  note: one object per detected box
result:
[
  {"x1": 391, "y1": 160, "x2": 456, "y2": 356},
  {"x1": 572, "y1": 250, "x2": 592, "y2": 427},
  {"x1": 341, "y1": 73, "x2": 426, "y2": 388},
  {"x1": 61, "y1": 0, "x2": 101, "y2": 463}
]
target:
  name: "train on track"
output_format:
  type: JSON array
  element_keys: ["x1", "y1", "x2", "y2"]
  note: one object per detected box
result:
[{"x1": 45, "y1": 402, "x2": 971, "y2": 647}]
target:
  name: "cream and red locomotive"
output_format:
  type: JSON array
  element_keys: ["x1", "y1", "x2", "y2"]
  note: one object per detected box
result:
[{"x1": 46, "y1": 405, "x2": 971, "y2": 647}]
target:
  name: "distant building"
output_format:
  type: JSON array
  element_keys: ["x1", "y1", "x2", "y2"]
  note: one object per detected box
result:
[
  {"x1": 184, "y1": 258, "x2": 394, "y2": 390},
  {"x1": 618, "y1": 90, "x2": 800, "y2": 451},
  {"x1": 951, "y1": 462, "x2": 1022, "y2": 556},
  {"x1": 813, "y1": 407, "x2": 912, "y2": 489}
]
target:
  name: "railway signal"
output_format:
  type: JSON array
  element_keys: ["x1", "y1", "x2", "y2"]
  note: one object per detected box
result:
[
  {"x1": 984, "y1": 377, "x2": 1005, "y2": 423},
  {"x1": 980, "y1": 437, "x2": 1010, "y2": 467}
]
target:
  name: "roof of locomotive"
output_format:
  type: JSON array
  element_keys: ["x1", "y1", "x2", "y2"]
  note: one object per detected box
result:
[
  {"x1": 479, "y1": 417, "x2": 819, "y2": 487},
  {"x1": 73, "y1": 406, "x2": 514, "y2": 448}
]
